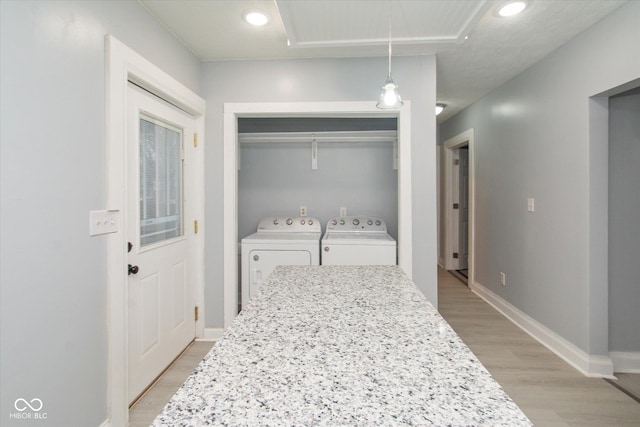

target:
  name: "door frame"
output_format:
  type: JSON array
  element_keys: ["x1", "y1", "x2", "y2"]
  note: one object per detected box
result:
[
  {"x1": 105, "y1": 35, "x2": 206, "y2": 426},
  {"x1": 443, "y1": 129, "x2": 475, "y2": 284},
  {"x1": 223, "y1": 102, "x2": 413, "y2": 328}
]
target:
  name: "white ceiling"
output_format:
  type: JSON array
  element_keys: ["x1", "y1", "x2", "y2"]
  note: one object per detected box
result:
[{"x1": 139, "y1": 0, "x2": 627, "y2": 122}]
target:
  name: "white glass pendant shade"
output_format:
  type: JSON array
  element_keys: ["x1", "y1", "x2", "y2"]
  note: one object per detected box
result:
[{"x1": 377, "y1": 75, "x2": 403, "y2": 109}]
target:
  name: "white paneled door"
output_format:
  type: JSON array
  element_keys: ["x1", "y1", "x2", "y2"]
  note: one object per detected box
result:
[
  {"x1": 127, "y1": 84, "x2": 196, "y2": 404},
  {"x1": 458, "y1": 147, "x2": 469, "y2": 270}
]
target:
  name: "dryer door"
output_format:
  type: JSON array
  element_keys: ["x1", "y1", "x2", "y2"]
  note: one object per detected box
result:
[{"x1": 247, "y1": 250, "x2": 312, "y2": 301}]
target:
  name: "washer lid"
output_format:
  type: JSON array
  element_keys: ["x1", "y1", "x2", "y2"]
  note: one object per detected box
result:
[{"x1": 322, "y1": 232, "x2": 395, "y2": 245}]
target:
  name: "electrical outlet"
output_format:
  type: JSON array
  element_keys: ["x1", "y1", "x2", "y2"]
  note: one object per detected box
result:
[
  {"x1": 500, "y1": 272, "x2": 506, "y2": 286},
  {"x1": 299, "y1": 206, "x2": 307, "y2": 217},
  {"x1": 527, "y1": 198, "x2": 535, "y2": 212},
  {"x1": 340, "y1": 207, "x2": 347, "y2": 217}
]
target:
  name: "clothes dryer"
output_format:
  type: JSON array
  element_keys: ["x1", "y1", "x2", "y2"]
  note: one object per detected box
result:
[
  {"x1": 241, "y1": 216, "x2": 321, "y2": 308},
  {"x1": 321, "y1": 216, "x2": 396, "y2": 265}
]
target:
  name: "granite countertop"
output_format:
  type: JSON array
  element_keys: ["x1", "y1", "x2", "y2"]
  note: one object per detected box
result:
[{"x1": 153, "y1": 265, "x2": 532, "y2": 426}]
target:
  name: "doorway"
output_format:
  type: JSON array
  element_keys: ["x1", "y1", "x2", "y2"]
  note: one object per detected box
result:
[
  {"x1": 607, "y1": 85, "x2": 640, "y2": 377},
  {"x1": 443, "y1": 129, "x2": 474, "y2": 286},
  {"x1": 126, "y1": 83, "x2": 198, "y2": 404},
  {"x1": 222, "y1": 102, "x2": 413, "y2": 328},
  {"x1": 105, "y1": 35, "x2": 206, "y2": 426}
]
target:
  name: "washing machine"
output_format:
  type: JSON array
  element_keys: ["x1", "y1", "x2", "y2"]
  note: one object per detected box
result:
[
  {"x1": 321, "y1": 216, "x2": 396, "y2": 265},
  {"x1": 241, "y1": 216, "x2": 321, "y2": 308}
]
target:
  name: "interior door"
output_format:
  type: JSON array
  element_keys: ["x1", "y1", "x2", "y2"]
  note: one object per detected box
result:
[
  {"x1": 127, "y1": 84, "x2": 196, "y2": 404},
  {"x1": 458, "y1": 147, "x2": 469, "y2": 270},
  {"x1": 450, "y1": 149, "x2": 460, "y2": 270}
]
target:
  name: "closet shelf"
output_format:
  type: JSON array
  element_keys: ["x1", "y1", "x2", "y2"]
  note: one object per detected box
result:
[{"x1": 238, "y1": 130, "x2": 397, "y2": 144}]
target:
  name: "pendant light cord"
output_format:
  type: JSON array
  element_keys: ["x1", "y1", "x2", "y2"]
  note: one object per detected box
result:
[{"x1": 387, "y1": 3, "x2": 392, "y2": 77}]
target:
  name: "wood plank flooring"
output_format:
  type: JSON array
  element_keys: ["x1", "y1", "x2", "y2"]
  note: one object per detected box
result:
[
  {"x1": 129, "y1": 270, "x2": 639, "y2": 426},
  {"x1": 129, "y1": 341, "x2": 215, "y2": 427},
  {"x1": 608, "y1": 373, "x2": 640, "y2": 403},
  {"x1": 438, "y1": 267, "x2": 640, "y2": 426}
]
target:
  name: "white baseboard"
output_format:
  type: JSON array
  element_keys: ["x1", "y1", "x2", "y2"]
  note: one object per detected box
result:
[
  {"x1": 610, "y1": 351, "x2": 640, "y2": 373},
  {"x1": 202, "y1": 327, "x2": 224, "y2": 341},
  {"x1": 470, "y1": 280, "x2": 614, "y2": 378}
]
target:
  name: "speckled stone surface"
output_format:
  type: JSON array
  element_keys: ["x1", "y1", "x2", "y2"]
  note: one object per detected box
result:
[{"x1": 153, "y1": 266, "x2": 532, "y2": 426}]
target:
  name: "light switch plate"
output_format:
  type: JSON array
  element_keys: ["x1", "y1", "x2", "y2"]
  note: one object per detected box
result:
[
  {"x1": 90, "y1": 210, "x2": 120, "y2": 236},
  {"x1": 527, "y1": 198, "x2": 535, "y2": 213}
]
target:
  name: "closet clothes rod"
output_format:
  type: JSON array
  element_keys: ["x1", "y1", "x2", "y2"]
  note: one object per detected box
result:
[{"x1": 237, "y1": 130, "x2": 397, "y2": 144}]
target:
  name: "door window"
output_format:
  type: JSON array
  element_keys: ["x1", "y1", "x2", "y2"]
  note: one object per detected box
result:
[{"x1": 139, "y1": 114, "x2": 183, "y2": 246}]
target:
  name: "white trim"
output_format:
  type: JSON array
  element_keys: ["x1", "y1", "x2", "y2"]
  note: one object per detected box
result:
[
  {"x1": 223, "y1": 101, "x2": 412, "y2": 329},
  {"x1": 223, "y1": 110, "x2": 238, "y2": 328},
  {"x1": 471, "y1": 279, "x2": 615, "y2": 378},
  {"x1": 105, "y1": 34, "x2": 206, "y2": 426},
  {"x1": 202, "y1": 328, "x2": 225, "y2": 341},
  {"x1": 443, "y1": 129, "x2": 475, "y2": 287},
  {"x1": 98, "y1": 420, "x2": 110, "y2": 427},
  {"x1": 609, "y1": 352, "x2": 640, "y2": 373},
  {"x1": 436, "y1": 144, "x2": 441, "y2": 262}
]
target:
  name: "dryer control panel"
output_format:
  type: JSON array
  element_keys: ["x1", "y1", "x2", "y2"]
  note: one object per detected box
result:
[
  {"x1": 325, "y1": 216, "x2": 388, "y2": 233},
  {"x1": 257, "y1": 216, "x2": 321, "y2": 233}
]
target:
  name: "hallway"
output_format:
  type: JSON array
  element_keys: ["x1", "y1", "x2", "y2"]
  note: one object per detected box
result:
[{"x1": 438, "y1": 268, "x2": 640, "y2": 426}]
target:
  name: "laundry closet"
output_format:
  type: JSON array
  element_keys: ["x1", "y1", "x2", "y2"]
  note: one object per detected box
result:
[
  {"x1": 237, "y1": 117, "x2": 399, "y2": 240},
  {"x1": 237, "y1": 117, "x2": 399, "y2": 305}
]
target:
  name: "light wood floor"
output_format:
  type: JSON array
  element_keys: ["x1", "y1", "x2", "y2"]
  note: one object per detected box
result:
[
  {"x1": 129, "y1": 270, "x2": 640, "y2": 426},
  {"x1": 612, "y1": 373, "x2": 640, "y2": 402},
  {"x1": 438, "y1": 268, "x2": 640, "y2": 426},
  {"x1": 129, "y1": 341, "x2": 215, "y2": 427}
]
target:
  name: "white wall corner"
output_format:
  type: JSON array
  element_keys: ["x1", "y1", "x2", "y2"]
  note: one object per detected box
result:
[
  {"x1": 470, "y1": 280, "x2": 615, "y2": 378},
  {"x1": 98, "y1": 419, "x2": 110, "y2": 427},
  {"x1": 202, "y1": 328, "x2": 225, "y2": 341},
  {"x1": 609, "y1": 352, "x2": 640, "y2": 373}
]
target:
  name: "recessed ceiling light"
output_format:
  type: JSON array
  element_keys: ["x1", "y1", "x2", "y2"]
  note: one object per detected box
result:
[
  {"x1": 436, "y1": 104, "x2": 446, "y2": 116},
  {"x1": 244, "y1": 10, "x2": 270, "y2": 26},
  {"x1": 497, "y1": 1, "x2": 528, "y2": 17}
]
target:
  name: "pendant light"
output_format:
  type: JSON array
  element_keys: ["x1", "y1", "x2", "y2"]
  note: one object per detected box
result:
[{"x1": 377, "y1": 10, "x2": 403, "y2": 109}]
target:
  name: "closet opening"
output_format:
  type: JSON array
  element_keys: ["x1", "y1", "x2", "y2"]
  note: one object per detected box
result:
[
  {"x1": 237, "y1": 117, "x2": 399, "y2": 309},
  {"x1": 222, "y1": 102, "x2": 413, "y2": 328}
]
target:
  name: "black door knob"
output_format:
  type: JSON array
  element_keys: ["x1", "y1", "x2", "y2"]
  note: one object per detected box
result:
[{"x1": 128, "y1": 264, "x2": 139, "y2": 275}]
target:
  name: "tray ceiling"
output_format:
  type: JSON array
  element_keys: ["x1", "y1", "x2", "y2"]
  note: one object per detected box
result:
[{"x1": 139, "y1": 0, "x2": 628, "y2": 121}]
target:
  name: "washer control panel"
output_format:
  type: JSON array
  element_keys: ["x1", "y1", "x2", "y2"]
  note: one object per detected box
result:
[
  {"x1": 325, "y1": 216, "x2": 387, "y2": 232},
  {"x1": 257, "y1": 216, "x2": 321, "y2": 232}
]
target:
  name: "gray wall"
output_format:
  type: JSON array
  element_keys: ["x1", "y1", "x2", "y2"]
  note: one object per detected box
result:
[
  {"x1": 608, "y1": 89, "x2": 640, "y2": 353},
  {"x1": 439, "y1": 2, "x2": 640, "y2": 356},
  {"x1": 0, "y1": 1, "x2": 201, "y2": 425},
  {"x1": 239, "y1": 140, "x2": 398, "y2": 240},
  {"x1": 203, "y1": 55, "x2": 438, "y2": 327}
]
